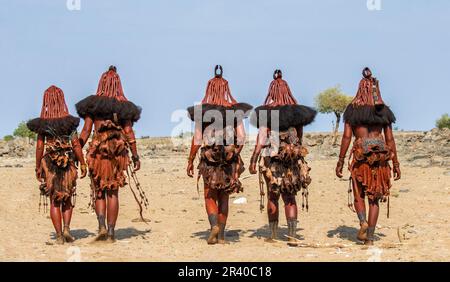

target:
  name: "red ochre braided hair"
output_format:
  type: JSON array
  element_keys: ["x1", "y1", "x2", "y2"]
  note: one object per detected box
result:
[
  {"x1": 201, "y1": 65, "x2": 237, "y2": 106},
  {"x1": 342, "y1": 67, "x2": 396, "y2": 126},
  {"x1": 96, "y1": 65, "x2": 128, "y2": 102},
  {"x1": 40, "y1": 85, "x2": 70, "y2": 119},
  {"x1": 351, "y1": 67, "x2": 385, "y2": 107},
  {"x1": 263, "y1": 69, "x2": 298, "y2": 107}
]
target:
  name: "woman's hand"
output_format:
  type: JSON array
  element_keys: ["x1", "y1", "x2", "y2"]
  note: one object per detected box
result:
[
  {"x1": 393, "y1": 164, "x2": 401, "y2": 180},
  {"x1": 335, "y1": 160, "x2": 344, "y2": 178},
  {"x1": 35, "y1": 167, "x2": 43, "y2": 182},
  {"x1": 80, "y1": 164, "x2": 87, "y2": 179},
  {"x1": 249, "y1": 161, "x2": 257, "y2": 175},
  {"x1": 132, "y1": 155, "x2": 141, "y2": 172},
  {"x1": 186, "y1": 161, "x2": 194, "y2": 177}
]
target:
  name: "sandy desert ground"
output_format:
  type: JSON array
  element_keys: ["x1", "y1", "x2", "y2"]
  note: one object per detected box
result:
[{"x1": 0, "y1": 136, "x2": 449, "y2": 262}]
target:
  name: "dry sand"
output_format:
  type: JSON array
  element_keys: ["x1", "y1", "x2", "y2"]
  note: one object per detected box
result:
[{"x1": 0, "y1": 146, "x2": 449, "y2": 262}]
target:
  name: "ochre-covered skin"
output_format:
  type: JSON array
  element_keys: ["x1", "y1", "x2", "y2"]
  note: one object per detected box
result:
[
  {"x1": 84, "y1": 119, "x2": 131, "y2": 193},
  {"x1": 249, "y1": 70, "x2": 315, "y2": 244},
  {"x1": 28, "y1": 85, "x2": 87, "y2": 244},
  {"x1": 77, "y1": 66, "x2": 141, "y2": 242},
  {"x1": 250, "y1": 125, "x2": 308, "y2": 244},
  {"x1": 336, "y1": 67, "x2": 401, "y2": 245},
  {"x1": 39, "y1": 137, "x2": 80, "y2": 202},
  {"x1": 350, "y1": 135, "x2": 394, "y2": 201},
  {"x1": 258, "y1": 127, "x2": 311, "y2": 196},
  {"x1": 187, "y1": 117, "x2": 246, "y2": 245},
  {"x1": 337, "y1": 124, "x2": 400, "y2": 196},
  {"x1": 186, "y1": 66, "x2": 250, "y2": 244},
  {"x1": 79, "y1": 115, "x2": 140, "y2": 241}
]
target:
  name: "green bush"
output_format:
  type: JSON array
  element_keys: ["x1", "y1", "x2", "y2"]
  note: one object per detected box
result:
[
  {"x1": 3, "y1": 135, "x2": 14, "y2": 141},
  {"x1": 315, "y1": 85, "x2": 353, "y2": 144},
  {"x1": 13, "y1": 121, "x2": 36, "y2": 139},
  {"x1": 436, "y1": 114, "x2": 450, "y2": 129}
]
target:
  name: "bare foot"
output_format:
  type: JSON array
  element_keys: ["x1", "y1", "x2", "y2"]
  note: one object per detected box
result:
[
  {"x1": 94, "y1": 226, "x2": 108, "y2": 242},
  {"x1": 55, "y1": 234, "x2": 65, "y2": 245},
  {"x1": 364, "y1": 240, "x2": 374, "y2": 246},
  {"x1": 207, "y1": 225, "x2": 219, "y2": 245},
  {"x1": 357, "y1": 222, "x2": 369, "y2": 241},
  {"x1": 63, "y1": 227, "x2": 75, "y2": 243},
  {"x1": 106, "y1": 235, "x2": 116, "y2": 243},
  {"x1": 287, "y1": 237, "x2": 299, "y2": 247}
]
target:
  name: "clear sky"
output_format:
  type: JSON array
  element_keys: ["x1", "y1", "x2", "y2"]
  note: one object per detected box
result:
[{"x1": 1, "y1": 0, "x2": 449, "y2": 137}]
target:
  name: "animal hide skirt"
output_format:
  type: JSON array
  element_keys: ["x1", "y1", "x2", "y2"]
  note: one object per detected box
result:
[
  {"x1": 197, "y1": 145, "x2": 245, "y2": 194},
  {"x1": 87, "y1": 121, "x2": 130, "y2": 194},
  {"x1": 259, "y1": 145, "x2": 311, "y2": 195},
  {"x1": 350, "y1": 137, "x2": 393, "y2": 201},
  {"x1": 41, "y1": 141, "x2": 78, "y2": 203}
]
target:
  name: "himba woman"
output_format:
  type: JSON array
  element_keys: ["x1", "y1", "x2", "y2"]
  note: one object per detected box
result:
[
  {"x1": 186, "y1": 65, "x2": 252, "y2": 244},
  {"x1": 336, "y1": 67, "x2": 401, "y2": 245},
  {"x1": 76, "y1": 66, "x2": 142, "y2": 242},
  {"x1": 249, "y1": 70, "x2": 316, "y2": 246},
  {"x1": 27, "y1": 85, "x2": 87, "y2": 244}
]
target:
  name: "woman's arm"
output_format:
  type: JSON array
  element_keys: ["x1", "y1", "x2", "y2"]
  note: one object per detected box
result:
[
  {"x1": 296, "y1": 125, "x2": 304, "y2": 144},
  {"x1": 187, "y1": 126, "x2": 202, "y2": 177},
  {"x1": 384, "y1": 124, "x2": 401, "y2": 180},
  {"x1": 71, "y1": 133, "x2": 87, "y2": 178},
  {"x1": 79, "y1": 116, "x2": 94, "y2": 148},
  {"x1": 123, "y1": 120, "x2": 140, "y2": 172},
  {"x1": 249, "y1": 127, "x2": 269, "y2": 174},
  {"x1": 235, "y1": 121, "x2": 246, "y2": 155},
  {"x1": 35, "y1": 134, "x2": 45, "y2": 181},
  {"x1": 336, "y1": 122, "x2": 353, "y2": 178}
]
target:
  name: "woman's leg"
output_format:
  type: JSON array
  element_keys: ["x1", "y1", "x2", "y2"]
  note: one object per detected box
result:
[
  {"x1": 217, "y1": 191, "x2": 229, "y2": 243},
  {"x1": 62, "y1": 198, "x2": 75, "y2": 242},
  {"x1": 94, "y1": 190, "x2": 107, "y2": 240},
  {"x1": 366, "y1": 198, "x2": 380, "y2": 245},
  {"x1": 282, "y1": 193, "x2": 298, "y2": 243},
  {"x1": 106, "y1": 189, "x2": 119, "y2": 241},
  {"x1": 266, "y1": 190, "x2": 280, "y2": 241},
  {"x1": 204, "y1": 185, "x2": 219, "y2": 244},
  {"x1": 50, "y1": 200, "x2": 64, "y2": 244},
  {"x1": 353, "y1": 179, "x2": 369, "y2": 241}
]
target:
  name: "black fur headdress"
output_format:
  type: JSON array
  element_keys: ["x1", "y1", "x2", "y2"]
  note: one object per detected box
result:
[
  {"x1": 27, "y1": 116, "x2": 80, "y2": 137},
  {"x1": 250, "y1": 104, "x2": 316, "y2": 130},
  {"x1": 343, "y1": 104, "x2": 396, "y2": 126},
  {"x1": 75, "y1": 95, "x2": 141, "y2": 123},
  {"x1": 250, "y1": 70, "x2": 317, "y2": 130},
  {"x1": 344, "y1": 71, "x2": 396, "y2": 126},
  {"x1": 187, "y1": 66, "x2": 253, "y2": 127},
  {"x1": 76, "y1": 67, "x2": 141, "y2": 123},
  {"x1": 26, "y1": 86, "x2": 80, "y2": 136}
]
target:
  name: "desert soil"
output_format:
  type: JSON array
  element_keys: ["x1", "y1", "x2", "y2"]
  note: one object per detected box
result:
[{"x1": 0, "y1": 145, "x2": 449, "y2": 262}]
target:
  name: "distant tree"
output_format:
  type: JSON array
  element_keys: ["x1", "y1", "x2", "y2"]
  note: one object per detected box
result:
[
  {"x1": 3, "y1": 135, "x2": 14, "y2": 142},
  {"x1": 13, "y1": 121, "x2": 36, "y2": 140},
  {"x1": 436, "y1": 113, "x2": 450, "y2": 129},
  {"x1": 315, "y1": 86, "x2": 353, "y2": 144}
]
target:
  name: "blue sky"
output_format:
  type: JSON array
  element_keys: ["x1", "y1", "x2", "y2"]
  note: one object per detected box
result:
[{"x1": 1, "y1": 0, "x2": 449, "y2": 137}]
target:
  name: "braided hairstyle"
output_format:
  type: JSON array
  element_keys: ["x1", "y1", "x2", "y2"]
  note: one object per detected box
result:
[
  {"x1": 201, "y1": 65, "x2": 237, "y2": 106},
  {"x1": 40, "y1": 85, "x2": 70, "y2": 119},
  {"x1": 351, "y1": 67, "x2": 384, "y2": 107},
  {"x1": 263, "y1": 69, "x2": 298, "y2": 107},
  {"x1": 95, "y1": 65, "x2": 128, "y2": 102}
]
